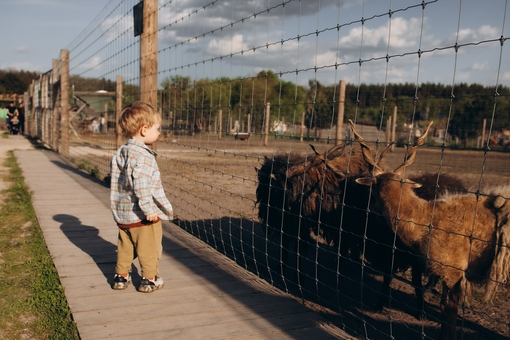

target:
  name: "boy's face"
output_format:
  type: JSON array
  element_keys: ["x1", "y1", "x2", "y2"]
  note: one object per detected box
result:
[{"x1": 140, "y1": 121, "x2": 161, "y2": 145}]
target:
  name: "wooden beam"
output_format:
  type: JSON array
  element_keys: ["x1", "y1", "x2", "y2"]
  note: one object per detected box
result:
[
  {"x1": 61, "y1": 49, "x2": 70, "y2": 158},
  {"x1": 139, "y1": 0, "x2": 158, "y2": 150},
  {"x1": 140, "y1": 0, "x2": 158, "y2": 106},
  {"x1": 116, "y1": 76, "x2": 123, "y2": 148}
]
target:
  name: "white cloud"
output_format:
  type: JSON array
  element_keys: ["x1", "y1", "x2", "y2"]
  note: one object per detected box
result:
[
  {"x1": 0, "y1": 61, "x2": 45, "y2": 72},
  {"x1": 502, "y1": 72, "x2": 510, "y2": 81},
  {"x1": 338, "y1": 17, "x2": 421, "y2": 52},
  {"x1": 208, "y1": 34, "x2": 247, "y2": 55},
  {"x1": 101, "y1": 14, "x2": 132, "y2": 43},
  {"x1": 471, "y1": 62, "x2": 489, "y2": 71},
  {"x1": 457, "y1": 25, "x2": 500, "y2": 44},
  {"x1": 14, "y1": 46, "x2": 32, "y2": 53},
  {"x1": 75, "y1": 56, "x2": 102, "y2": 71}
]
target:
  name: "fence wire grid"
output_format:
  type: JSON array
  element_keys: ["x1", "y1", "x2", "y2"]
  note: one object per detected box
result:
[{"x1": 24, "y1": 1, "x2": 510, "y2": 339}]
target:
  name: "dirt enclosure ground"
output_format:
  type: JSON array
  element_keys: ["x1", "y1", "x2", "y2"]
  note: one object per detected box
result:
[{"x1": 72, "y1": 134, "x2": 510, "y2": 339}]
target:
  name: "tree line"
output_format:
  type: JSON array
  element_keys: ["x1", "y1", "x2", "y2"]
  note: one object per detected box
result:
[
  {"x1": 3, "y1": 68, "x2": 509, "y2": 145},
  {"x1": 158, "y1": 71, "x2": 510, "y2": 144},
  {"x1": 0, "y1": 69, "x2": 39, "y2": 95}
]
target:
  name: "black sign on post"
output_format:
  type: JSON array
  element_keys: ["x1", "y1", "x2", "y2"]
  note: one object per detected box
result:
[{"x1": 133, "y1": 1, "x2": 144, "y2": 37}]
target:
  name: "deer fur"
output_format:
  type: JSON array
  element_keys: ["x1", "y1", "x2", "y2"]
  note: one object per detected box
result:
[
  {"x1": 353, "y1": 120, "x2": 510, "y2": 340},
  {"x1": 255, "y1": 133, "x2": 466, "y2": 318}
]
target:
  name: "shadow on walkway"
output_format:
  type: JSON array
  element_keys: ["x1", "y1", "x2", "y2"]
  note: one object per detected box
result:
[{"x1": 55, "y1": 214, "x2": 139, "y2": 286}]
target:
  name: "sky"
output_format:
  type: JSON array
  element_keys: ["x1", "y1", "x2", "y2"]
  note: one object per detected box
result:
[{"x1": 2, "y1": 0, "x2": 510, "y2": 88}]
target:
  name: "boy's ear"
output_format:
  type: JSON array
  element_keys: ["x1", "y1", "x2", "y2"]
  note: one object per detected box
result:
[{"x1": 139, "y1": 125, "x2": 147, "y2": 136}]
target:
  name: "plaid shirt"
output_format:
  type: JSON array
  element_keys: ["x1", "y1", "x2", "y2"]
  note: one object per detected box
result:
[{"x1": 110, "y1": 139, "x2": 173, "y2": 225}]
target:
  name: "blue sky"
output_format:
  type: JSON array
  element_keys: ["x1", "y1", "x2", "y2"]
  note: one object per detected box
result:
[
  {"x1": 2, "y1": 0, "x2": 510, "y2": 87},
  {"x1": 1, "y1": 0, "x2": 108, "y2": 72}
]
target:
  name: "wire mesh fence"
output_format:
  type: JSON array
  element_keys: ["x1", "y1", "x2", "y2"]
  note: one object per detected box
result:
[{"x1": 23, "y1": 1, "x2": 510, "y2": 339}]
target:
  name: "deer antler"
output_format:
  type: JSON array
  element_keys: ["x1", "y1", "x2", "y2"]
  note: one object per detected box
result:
[
  {"x1": 285, "y1": 143, "x2": 346, "y2": 178},
  {"x1": 348, "y1": 119, "x2": 387, "y2": 175},
  {"x1": 393, "y1": 121, "x2": 433, "y2": 175}
]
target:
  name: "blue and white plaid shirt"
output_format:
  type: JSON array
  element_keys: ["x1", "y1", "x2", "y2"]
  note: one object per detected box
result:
[{"x1": 110, "y1": 139, "x2": 173, "y2": 225}]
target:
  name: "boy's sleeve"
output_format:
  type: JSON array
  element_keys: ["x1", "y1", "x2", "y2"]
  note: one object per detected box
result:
[{"x1": 131, "y1": 157, "x2": 157, "y2": 216}]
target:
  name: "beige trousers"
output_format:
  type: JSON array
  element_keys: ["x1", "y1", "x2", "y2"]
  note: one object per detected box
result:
[{"x1": 115, "y1": 221, "x2": 163, "y2": 279}]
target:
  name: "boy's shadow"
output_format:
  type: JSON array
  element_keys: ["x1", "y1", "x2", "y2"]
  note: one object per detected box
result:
[{"x1": 54, "y1": 214, "x2": 140, "y2": 286}]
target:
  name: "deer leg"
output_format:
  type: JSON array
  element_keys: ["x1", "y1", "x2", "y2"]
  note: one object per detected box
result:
[
  {"x1": 424, "y1": 274, "x2": 439, "y2": 290},
  {"x1": 374, "y1": 274, "x2": 392, "y2": 312},
  {"x1": 440, "y1": 281, "x2": 460, "y2": 340},
  {"x1": 412, "y1": 265, "x2": 425, "y2": 320}
]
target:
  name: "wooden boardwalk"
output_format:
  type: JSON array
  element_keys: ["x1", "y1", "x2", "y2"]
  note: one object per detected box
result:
[{"x1": 14, "y1": 146, "x2": 352, "y2": 339}]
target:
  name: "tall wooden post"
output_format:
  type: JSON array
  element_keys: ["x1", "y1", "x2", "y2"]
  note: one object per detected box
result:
[
  {"x1": 264, "y1": 102, "x2": 270, "y2": 146},
  {"x1": 300, "y1": 111, "x2": 305, "y2": 142},
  {"x1": 23, "y1": 91, "x2": 28, "y2": 136},
  {"x1": 218, "y1": 109, "x2": 222, "y2": 139},
  {"x1": 481, "y1": 118, "x2": 487, "y2": 148},
  {"x1": 386, "y1": 117, "x2": 392, "y2": 146},
  {"x1": 116, "y1": 76, "x2": 123, "y2": 148},
  {"x1": 104, "y1": 103, "x2": 108, "y2": 134},
  {"x1": 140, "y1": 0, "x2": 158, "y2": 149},
  {"x1": 52, "y1": 59, "x2": 59, "y2": 150},
  {"x1": 60, "y1": 49, "x2": 69, "y2": 158},
  {"x1": 29, "y1": 80, "x2": 35, "y2": 137},
  {"x1": 336, "y1": 80, "x2": 346, "y2": 145},
  {"x1": 391, "y1": 106, "x2": 397, "y2": 152}
]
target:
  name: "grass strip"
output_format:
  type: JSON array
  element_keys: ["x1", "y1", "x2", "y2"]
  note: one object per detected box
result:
[{"x1": 0, "y1": 150, "x2": 80, "y2": 340}]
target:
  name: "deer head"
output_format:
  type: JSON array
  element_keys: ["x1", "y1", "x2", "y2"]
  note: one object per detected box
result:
[{"x1": 354, "y1": 120, "x2": 434, "y2": 188}]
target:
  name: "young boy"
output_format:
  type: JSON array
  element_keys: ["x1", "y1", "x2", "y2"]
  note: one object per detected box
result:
[{"x1": 110, "y1": 101, "x2": 173, "y2": 292}]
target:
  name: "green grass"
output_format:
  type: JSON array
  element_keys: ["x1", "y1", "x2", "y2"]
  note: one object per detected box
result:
[{"x1": 0, "y1": 151, "x2": 80, "y2": 340}]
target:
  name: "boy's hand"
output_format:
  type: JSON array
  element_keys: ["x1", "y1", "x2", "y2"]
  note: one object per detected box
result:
[{"x1": 146, "y1": 213, "x2": 159, "y2": 221}]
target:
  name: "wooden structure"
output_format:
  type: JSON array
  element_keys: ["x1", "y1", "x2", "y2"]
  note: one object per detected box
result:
[{"x1": 0, "y1": 94, "x2": 23, "y2": 103}]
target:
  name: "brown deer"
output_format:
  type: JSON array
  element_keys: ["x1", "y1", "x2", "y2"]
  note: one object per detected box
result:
[
  {"x1": 256, "y1": 134, "x2": 465, "y2": 319},
  {"x1": 351, "y1": 119, "x2": 510, "y2": 340}
]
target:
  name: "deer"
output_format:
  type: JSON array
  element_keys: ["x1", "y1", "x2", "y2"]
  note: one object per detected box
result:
[
  {"x1": 351, "y1": 119, "x2": 510, "y2": 340},
  {"x1": 256, "y1": 134, "x2": 465, "y2": 319}
]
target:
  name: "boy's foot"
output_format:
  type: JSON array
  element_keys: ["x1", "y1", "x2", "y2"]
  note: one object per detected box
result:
[
  {"x1": 112, "y1": 273, "x2": 131, "y2": 290},
  {"x1": 139, "y1": 276, "x2": 164, "y2": 293}
]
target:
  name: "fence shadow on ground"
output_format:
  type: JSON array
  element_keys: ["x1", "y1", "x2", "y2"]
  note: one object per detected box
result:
[
  {"x1": 177, "y1": 216, "x2": 509, "y2": 340},
  {"x1": 57, "y1": 214, "x2": 343, "y2": 339}
]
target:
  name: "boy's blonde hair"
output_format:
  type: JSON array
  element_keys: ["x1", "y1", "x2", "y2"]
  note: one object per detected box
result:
[{"x1": 118, "y1": 101, "x2": 160, "y2": 138}]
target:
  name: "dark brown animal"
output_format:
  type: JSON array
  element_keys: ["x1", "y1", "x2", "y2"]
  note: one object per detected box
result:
[
  {"x1": 353, "y1": 120, "x2": 510, "y2": 340},
  {"x1": 255, "y1": 135, "x2": 467, "y2": 318}
]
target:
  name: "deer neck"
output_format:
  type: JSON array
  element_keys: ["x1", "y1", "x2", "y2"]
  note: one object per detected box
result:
[{"x1": 378, "y1": 178, "x2": 431, "y2": 247}]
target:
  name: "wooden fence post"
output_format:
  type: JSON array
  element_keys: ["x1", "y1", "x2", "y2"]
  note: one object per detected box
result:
[
  {"x1": 60, "y1": 49, "x2": 69, "y2": 158},
  {"x1": 300, "y1": 111, "x2": 305, "y2": 142},
  {"x1": 139, "y1": 0, "x2": 158, "y2": 150},
  {"x1": 481, "y1": 118, "x2": 487, "y2": 148},
  {"x1": 218, "y1": 109, "x2": 222, "y2": 139},
  {"x1": 391, "y1": 106, "x2": 397, "y2": 152},
  {"x1": 116, "y1": 76, "x2": 123, "y2": 149},
  {"x1": 52, "y1": 59, "x2": 59, "y2": 151},
  {"x1": 386, "y1": 117, "x2": 392, "y2": 146},
  {"x1": 336, "y1": 80, "x2": 345, "y2": 145},
  {"x1": 264, "y1": 102, "x2": 270, "y2": 146}
]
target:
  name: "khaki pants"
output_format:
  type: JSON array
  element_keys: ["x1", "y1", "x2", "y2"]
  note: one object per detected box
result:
[{"x1": 115, "y1": 221, "x2": 163, "y2": 278}]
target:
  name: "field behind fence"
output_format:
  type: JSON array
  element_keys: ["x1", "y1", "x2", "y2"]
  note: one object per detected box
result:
[{"x1": 16, "y1": 1, "x2": 510, "y2": 339}]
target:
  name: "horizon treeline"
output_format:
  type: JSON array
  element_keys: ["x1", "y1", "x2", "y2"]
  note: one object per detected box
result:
[{"x1": 3, "y1": 68, "x2": 509, "y2": 143}]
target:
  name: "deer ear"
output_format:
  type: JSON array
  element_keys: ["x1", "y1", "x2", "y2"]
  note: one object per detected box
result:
[
  {"x1": 403, "y1": 179, "x2": 422, "y2": 188},
  {"x1": 355, "y1": 177, "x2": 375, "y2": 186}
]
